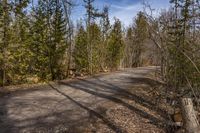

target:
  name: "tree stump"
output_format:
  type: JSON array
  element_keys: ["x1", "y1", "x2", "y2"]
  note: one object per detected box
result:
[{"x1": 181, "y1": 98, "x2": 200, "y2": 133}]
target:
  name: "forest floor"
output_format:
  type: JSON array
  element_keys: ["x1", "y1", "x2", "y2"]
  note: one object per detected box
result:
[{"x1": 0, "y1": 66, "x2": 174, "y2": 133}]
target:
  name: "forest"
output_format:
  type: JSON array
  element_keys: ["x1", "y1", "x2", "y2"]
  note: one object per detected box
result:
[
  {"x1": 0, "y1": 0, "x2": 200, "y2": 133},
  {"x1": 0, "y1": 0, "x2": 158, "y2": 85}
]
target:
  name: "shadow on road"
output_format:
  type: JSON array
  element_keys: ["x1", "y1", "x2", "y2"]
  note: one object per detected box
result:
[
  {"x1": 0, "y1": 94, "x2": 17, "y2": 133},
  {"x1": 49, "y1": 83, "x2": 127, "y2": 133},
  {"x1": 0, "y1": 67, "x2": 171, "y2": 133},
  {"x1": 57, "y1": 76, "x2": 170, "y2": 130}
]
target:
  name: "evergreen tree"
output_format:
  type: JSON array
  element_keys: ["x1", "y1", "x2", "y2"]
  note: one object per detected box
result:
[
  {"x1": 74, "y1": 24, "x2": 88, "y2": 72},
  {"x1": 124, "y1": 27, "x2": 134, "y2": 68},
  {"x1": 100, "y1": 6, "x2": 110, "y2": 70},
  {"x1": 30, "y1": 0, "x2": 50, "y2": 80},
  {"x1": 88, "y1": 23, "x2": 102, "y2": 72},
  {"x1": 107, "y1": 18, "x2": 124, "y2": 70},
  {"x1": 101, "y1": 6, "x2": 110, "y2": 40},
  {"x1": 133, "y1": 12, "x2": 148, "y2": 67},
  {"x1": 83, "y1": 0, "x2": 105, "y2": 74},
  {"x1": 9, "y1": 0, "x2": 31, "y2": 83},
  {"x1": 50, "y1": 0, "x2": 67, "y2": 80},
  {"x1": 31, "y1": 0, "x2": 67, "y2": 80},
  {"x1": 0, "y1": 0, "x2": 11, "y2": 86}
]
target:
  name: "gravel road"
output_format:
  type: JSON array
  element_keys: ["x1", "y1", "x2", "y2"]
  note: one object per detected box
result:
[{"x1": 0, "y1": 66, "x2": 167, "y2": 133}]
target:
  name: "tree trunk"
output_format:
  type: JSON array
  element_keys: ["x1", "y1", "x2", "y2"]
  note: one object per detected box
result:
[
  {"x1": 0, "y1": 69, "x2": 4, "y2": 87},
  {"x1": 181, "y1": 98, "x2": 200, "y2": 133}
]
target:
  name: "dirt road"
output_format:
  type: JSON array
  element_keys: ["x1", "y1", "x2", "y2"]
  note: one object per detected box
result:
[{"x1": 0, "y1": 66, "x2": 168, "y2": 133}]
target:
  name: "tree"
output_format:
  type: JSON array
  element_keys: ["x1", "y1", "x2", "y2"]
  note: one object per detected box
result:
[
  {"x1": 107, "y1": 18, "x2": 124, "y2": 70},
  {"x1": 74, "y1": 23, "x2": 88, "y2": 72},
  {"x1": 83, "y1": 0, "x2": 105, "y2": 74},
  {"x1": 99, "y1": 6, "x2": 110, "y2": 70},
  {"x1": 49, "y1": 0, "x2": 67, "y2": 80},
  {"x1": 124, "y1": 27, "x2": 134, "y2": 68},
  {"x1": 31, "y1": 0, "x2": 67, "y2": 80},
  {"x1": 61, "y1": 0, "x2": 74, "y2": 77},
  {"x1": 88, "y1": 23, "x2": 102, "y2": 72},
  {"x1": 30, "y1": 0, "x2": 49, "y2": 80},
  {"x1": 0, "y1": 0, "x2": 11, "y2": 86},
  {"x1": 165, "y1": 0, "x2": 200, "y2": 132},
  {"x1": 9, "y1": 0, "x2": 31, "y2": 83},
  {"x1": 132, "y1": 12, "x2": 148, "y2": 67},
  {"x1": 101, "y1": 6, "x2": 110, "y2": 40}
]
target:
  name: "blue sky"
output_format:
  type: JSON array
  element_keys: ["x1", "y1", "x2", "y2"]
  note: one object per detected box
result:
[{"x1": 71, "y1": 0, "x2": 171, "y2": 27}]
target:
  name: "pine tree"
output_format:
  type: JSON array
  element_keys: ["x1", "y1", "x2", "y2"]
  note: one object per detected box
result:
[
  {"x1": 30, "y1": 0, "x2": 50, "y2": 80},
  {"x1": 0, "y1": 0, "x2": 11, "y2": 86},
  {"x1": 9, "y1": 0, "x2": 31, "y2": 83},
  {"x1": 50, "y1": 0, "x2": 67, "y2": 80},
  {"x1": 107, "y1": 18, "x2": 124, "y2": 70},
  {"x1": 31, "y1": 0, "x2": 67, "y2": 80},
  {"x1": 88, "y1": 23, "x2": 102, "y2": 72},
  {"x1": 100, "y1": 6, "x2": 110, "y2": 70},
  {"x1": 74, "y1": 24, "x2": 88, "y2": 72},
  {"x1": 101, "y1": 6, "x2": 110, "y2": 40},
  {"x1": 0, "y1": 1, "x2": 3, "y2": 86},
  {"x1": 124, "y1": 27, "x2": 134, "y2": 68},
  {"x1": 83, "y1": 0, "x2": 105, "y2": 74},
  {"x1": 133, "y1": 12, "x2": 148, "y2": 67},
  {"x1": 62, "y1": 0, "x2": 74, "y2": 77},
  {"x1": 83, "y1": 0, "x2": 95, "y2": 74}
]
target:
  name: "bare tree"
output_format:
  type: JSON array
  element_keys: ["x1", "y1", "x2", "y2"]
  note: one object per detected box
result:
[{"x1": 61, "y1": 0, "x2": 74, "y2": 77}]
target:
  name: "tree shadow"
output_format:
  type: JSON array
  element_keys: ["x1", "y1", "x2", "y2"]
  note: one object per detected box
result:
[
  {"x1": 0, "y1": 94, "x2": 19, "y2": 133},
  {"x1": 76, "y1": 77, "x2": 168, "y2": 119},
  {"x1": 1, "y1": 86, "x2": 114, "y2": 133},
  {"x1": 0, "y1": 68, "x2": 171, "y2": 133},
  {"x1": 48, "y1": 83, "x2": 127, "y2": 133},
  {"x1": 58, "y1": 77, "x2": 170, "y2": 129},
  {"x1": 94, "y1": 77, "x2": 168, "y2": 117},
  {"x1": 0, "y1": 88, "x2": 114, "y2": 133}
]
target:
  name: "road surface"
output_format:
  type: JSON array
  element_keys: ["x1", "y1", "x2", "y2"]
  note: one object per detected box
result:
[{"x1": 0, "y1": 66, "x2": 168, "y2": 133}]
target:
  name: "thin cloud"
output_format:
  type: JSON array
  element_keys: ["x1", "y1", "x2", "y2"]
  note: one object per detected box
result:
[
  {"x1": 72, "y1": 0, "x2": 171, "y2": 27},
  {"x1": 111, "y1": 4, "x2": 141, "y2": 10},
  {"x1": 110, "y1": 2, "x2": 142, "y2": 26},
  {"x1": 109, "y1": 0, "x2": 170, "y2": 26}
]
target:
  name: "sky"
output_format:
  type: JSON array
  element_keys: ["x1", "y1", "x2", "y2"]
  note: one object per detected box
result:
[{"x1": 71, "y1": 0, "x2": 171, "y2": 27}]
